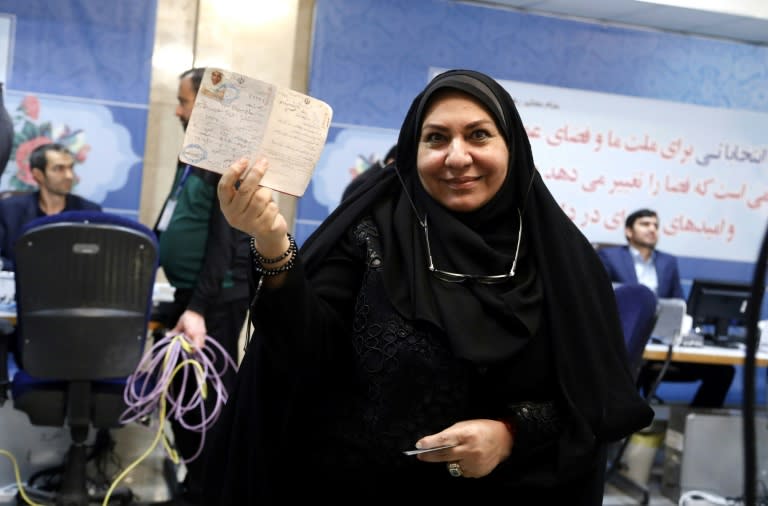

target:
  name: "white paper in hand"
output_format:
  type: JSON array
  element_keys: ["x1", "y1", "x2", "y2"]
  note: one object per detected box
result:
[{"x1": 179, "y1": 67, "x2": 333, "y2": 197}]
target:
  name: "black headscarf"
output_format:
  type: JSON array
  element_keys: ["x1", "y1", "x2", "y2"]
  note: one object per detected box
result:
[
  {"x1": 365, "y1": 71, "x2": 541, "y2": 363},
  {"x1": 205, "y1": 70, "x2": 653, "y2": 504}
]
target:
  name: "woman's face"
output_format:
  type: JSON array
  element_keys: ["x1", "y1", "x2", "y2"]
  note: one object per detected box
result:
[{"x1": 416, "y1": 90, "x2": 509, "y2": 212}]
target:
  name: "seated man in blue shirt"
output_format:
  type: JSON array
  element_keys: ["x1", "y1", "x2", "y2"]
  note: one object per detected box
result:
[
  {"x1": 0, "y1": 142, "x2": 101, "y2": 271},
  {"x1": 597, "y1": 208, "x2": 735, "y2": 408}
]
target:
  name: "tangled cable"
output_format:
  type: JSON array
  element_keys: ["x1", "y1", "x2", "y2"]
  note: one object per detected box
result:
[
  {"x1": 93, "y1": 333, "x2": 237, "y2": 505},
  {"x1": 120, "y1": 333, "x2": 237, "y2": 460},
  {"x1": 2, "y1": 333, "x2": 238, "y2": 506}
]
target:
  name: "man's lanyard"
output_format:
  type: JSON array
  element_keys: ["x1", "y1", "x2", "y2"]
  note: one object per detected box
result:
[
  {"x1": 173, "y1": 165, "x2": 193, "y2": 198},
  {"x1": 157, "y1": 165, "x2": 193, "y2": 232}
]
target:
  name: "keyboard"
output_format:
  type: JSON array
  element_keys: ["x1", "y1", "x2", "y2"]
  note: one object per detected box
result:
[{"x1": 702, "y1": 335, "x2": 746, "y2": 349}]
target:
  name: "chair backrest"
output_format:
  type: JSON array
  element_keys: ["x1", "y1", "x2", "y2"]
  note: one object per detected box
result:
[
  {"x1": 0, "y1": 190, "x2": 29, "y2": 200},
  {"x1": 13, "y1": 210, "x2": 158, "y2": 380},
  {"x1": 613, "y1": 284, "x2": 659, "y2": 379}
]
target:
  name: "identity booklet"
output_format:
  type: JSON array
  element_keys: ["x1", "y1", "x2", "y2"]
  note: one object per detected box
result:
[{"x1": 179, "y1": 67, "x2": 333, "y2": 197}]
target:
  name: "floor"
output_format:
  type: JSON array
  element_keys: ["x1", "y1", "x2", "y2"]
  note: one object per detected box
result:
[
  {"x1": 0, "y1": 409, "x2": 177, "y2": 505},
  {"x1": 4, "y1": 396, "x2": 757, "y2": 506},
  {"x1": 604, "y1": 469, "x2": 676, "y2": 505}
]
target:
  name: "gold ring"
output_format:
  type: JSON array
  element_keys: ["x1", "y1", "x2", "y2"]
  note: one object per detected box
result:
[{"x1": 447, "y1": 461, "x2": 463, "y2": 478}]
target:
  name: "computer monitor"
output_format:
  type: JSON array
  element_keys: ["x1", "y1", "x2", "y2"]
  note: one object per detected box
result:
[{"x1": 686, "y1": 278, "x2": 751, "y2": 343}]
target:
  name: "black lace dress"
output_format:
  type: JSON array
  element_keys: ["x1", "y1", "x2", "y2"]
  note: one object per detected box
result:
[{"x1": 240, "y1": 217, "x2": 601, "y2": 502}]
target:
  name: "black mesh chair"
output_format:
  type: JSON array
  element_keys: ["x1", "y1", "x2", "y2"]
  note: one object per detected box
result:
[{"x1": 7, "y1": 210, "x2": 159, "y2": 506}]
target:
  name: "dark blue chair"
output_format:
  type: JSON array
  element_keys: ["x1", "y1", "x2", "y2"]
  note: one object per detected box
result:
[
  {"x1": 606, "y1": 283, "x2": 659, "y2": 505},
  {"x1": 5, "y1": 210, "x2": 159, "y2": 506},
  {"x1": 614, "y1": 284, "x2": 660, "y2": 381}
]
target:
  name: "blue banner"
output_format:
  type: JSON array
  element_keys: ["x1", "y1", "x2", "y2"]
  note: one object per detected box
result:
[{"x1": 0, "y1": 0, "x2": 157, "y2": 218}]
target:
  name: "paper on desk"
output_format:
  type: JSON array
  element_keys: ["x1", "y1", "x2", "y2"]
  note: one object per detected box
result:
[
  {"x1": 179, "y1": 68, "x2": 333, "y2": 197},
  {"x1": 0, "y1": 270, "x2": 15, "y2": 311}
]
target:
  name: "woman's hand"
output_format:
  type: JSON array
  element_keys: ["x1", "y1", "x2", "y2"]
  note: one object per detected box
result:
[
  {"x1": 218, "y1": 157, "x2": 289, "y2": 259},
  {"x1": 413, "y1": 419, "x2": 513, "y2": 478}
]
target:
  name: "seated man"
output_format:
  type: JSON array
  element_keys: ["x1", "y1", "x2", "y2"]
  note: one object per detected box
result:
[
  {"x1": 597, "y1": 208, "x2": 735, "y2": 408},
  {"x1": 0, "y1": 142, "x2": 102, "y2": 271}
]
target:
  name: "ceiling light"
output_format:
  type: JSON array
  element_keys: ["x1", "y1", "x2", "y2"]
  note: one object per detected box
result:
[{"x1": 634, "y1": 0, "x2": 768, "y2": 20}]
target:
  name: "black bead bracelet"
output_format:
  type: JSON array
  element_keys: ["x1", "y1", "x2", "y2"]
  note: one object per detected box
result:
[{"x1": 251, "y1": 234, "x2": 298, "y2": 276}]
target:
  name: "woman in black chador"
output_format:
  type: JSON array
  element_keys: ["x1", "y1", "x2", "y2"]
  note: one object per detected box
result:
[{"x1": 205, "y1": 69, "x2": 653, "y2": 504}]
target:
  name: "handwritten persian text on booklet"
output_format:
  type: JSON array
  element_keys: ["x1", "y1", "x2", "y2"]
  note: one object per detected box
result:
[{"x1": 179, "y1": 67, "x2": 333, "y2": 197}]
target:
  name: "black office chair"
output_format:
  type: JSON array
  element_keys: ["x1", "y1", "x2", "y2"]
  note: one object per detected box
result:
[
  {"x1": 6, "y1": 210, "x2": 159, "y2": 506},
  {"x1": 605, "y1": 283, "x2": 659, "y2": 505}
]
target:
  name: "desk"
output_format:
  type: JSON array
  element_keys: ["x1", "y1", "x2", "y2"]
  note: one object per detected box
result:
[{"x1": 644, "y1": 342, "x2": 768, "y2": 367}]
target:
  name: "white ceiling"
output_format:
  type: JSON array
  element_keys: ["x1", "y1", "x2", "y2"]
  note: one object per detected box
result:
[{"x1": 461, "y1": 0, "x2": 768, "y2": 45}]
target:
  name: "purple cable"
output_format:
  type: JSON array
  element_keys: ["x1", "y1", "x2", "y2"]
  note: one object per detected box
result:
[{"x1": 120, "y1": 333, "x2": 238, "y2": 463}]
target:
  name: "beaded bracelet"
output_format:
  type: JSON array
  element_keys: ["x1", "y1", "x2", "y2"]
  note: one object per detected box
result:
[
  {"x1": 250, "y1": 233, "x2": 297, "y2": 264},
  {"x1": 253, "y1": 252, "x2": 296, "y2": 277},
  {"x1": 251, "y1": 234, "x2": 298, "y2": 277}
]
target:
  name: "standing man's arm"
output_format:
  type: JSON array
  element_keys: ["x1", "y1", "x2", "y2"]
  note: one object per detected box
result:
[{"x1": 170, "y1": 173, "x2": 237, "y2": 349}]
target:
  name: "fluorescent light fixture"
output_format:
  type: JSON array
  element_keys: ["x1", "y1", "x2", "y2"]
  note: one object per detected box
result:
[{"x1": 634, "y1": 0, "x2": 768, "y2": 19}]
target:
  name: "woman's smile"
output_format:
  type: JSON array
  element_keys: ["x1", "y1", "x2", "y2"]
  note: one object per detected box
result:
[
  {"x1": 416, "y1": 90, "x2": 509, "y2": 212},
  {"x1": 444, "y1": 175, "x2": 481, "y2": 190}
]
